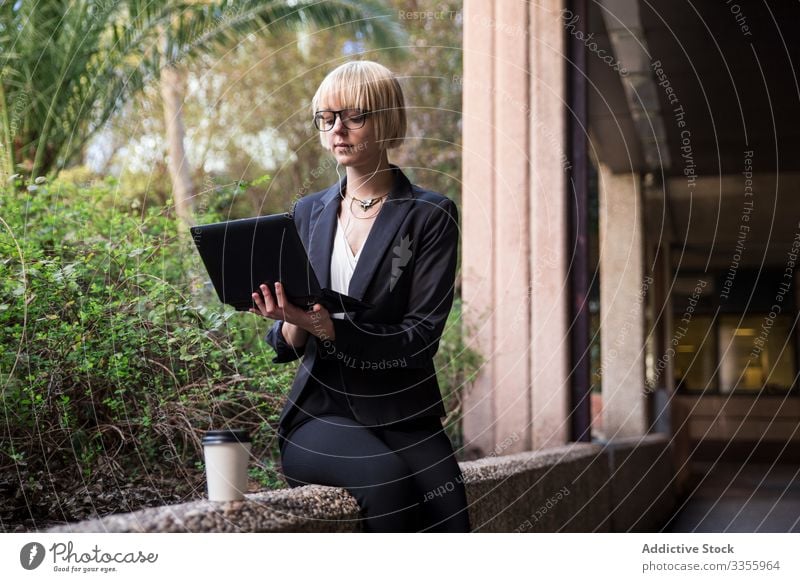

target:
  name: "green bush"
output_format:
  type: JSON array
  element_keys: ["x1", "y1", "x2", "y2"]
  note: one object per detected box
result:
[
  {"x1": 0, "y1": 177, "x2": 294, "y2": 522},
  {"x1": 435, "y1": 299, "x2": 483, "y2": 455}
]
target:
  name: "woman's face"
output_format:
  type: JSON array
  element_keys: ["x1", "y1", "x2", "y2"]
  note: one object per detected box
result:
[{"x1": 317, "y1": 99, "x2": 383, "y2": 169}]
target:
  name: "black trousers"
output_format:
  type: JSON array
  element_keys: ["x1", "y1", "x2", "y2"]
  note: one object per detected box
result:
[{"x1": 279, "y1": 415, "x2": 471, "y2": 532}]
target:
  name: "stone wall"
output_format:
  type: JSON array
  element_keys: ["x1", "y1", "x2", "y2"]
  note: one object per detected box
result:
[{"x1": 48, "y1": 435, "x2": 674, "y2": 533}]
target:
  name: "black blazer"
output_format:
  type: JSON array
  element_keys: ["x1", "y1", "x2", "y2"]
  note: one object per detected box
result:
[{"x1": 265, "y1": 164, "x2": 459, "y2": 436}]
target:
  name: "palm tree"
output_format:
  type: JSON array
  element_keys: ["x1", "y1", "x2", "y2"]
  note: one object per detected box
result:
[{"x1": 0, "y1": 0, "x2": 404, "y2": 223}]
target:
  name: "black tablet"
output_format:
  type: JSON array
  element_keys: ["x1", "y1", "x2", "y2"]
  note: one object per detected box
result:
[{"x1": 190, "y1": 213, "x2": 372, "y2": 313}]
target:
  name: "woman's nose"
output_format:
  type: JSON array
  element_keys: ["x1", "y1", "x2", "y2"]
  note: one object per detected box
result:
[{"x1": 332, "y1": 115, "x2": 348, "y2": 134}]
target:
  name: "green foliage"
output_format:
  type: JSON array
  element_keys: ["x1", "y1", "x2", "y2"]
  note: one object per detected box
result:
[
  {"x1": 435, "y1": 298, "x2": 483, "y2": 456},
  {"x1": 0, "y1": 0, "x2": 406, "y2": 181},
  {"x1": 0, "y1": 177, "x2": 295, "y2": 493},
  {"x1": 383, "y1": 0, "x2": 464, "y2": 204},
  {"x1": 248, "y1": 459, "x2": 285, "y2": 491}
]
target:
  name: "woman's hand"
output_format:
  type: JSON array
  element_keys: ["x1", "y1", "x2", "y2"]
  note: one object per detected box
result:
[{"x1": 249, "y1": 281, "x2": 335, "y2": 340}]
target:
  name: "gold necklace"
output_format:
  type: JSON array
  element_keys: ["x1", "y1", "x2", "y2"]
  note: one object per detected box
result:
[{"x1": 344, "y1": 193, "x2": 387, "y2": 219}]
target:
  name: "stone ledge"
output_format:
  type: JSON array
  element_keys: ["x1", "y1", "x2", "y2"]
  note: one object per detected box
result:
[
  {"x1": 48, "y1": 485, "x2": 362, "y2": 533},
  {"x1": 462, "y1": 443, "x2": 610, "y2": 532},
  {"x1": 602, "y1": 434, "x2": 677, "y2": 532},
  {"x1": 47, "y1": 436, "x2": 675, "y2": 533}
]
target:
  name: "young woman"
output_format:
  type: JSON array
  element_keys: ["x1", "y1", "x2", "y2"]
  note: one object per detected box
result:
[{"x1": 250, "y1": 60, "x2": 470, "y2": 533}]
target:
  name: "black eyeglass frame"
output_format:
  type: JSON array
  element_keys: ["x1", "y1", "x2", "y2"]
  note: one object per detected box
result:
[{"x1": 313, "y1": 108, "x2": 371, "y2": 131}]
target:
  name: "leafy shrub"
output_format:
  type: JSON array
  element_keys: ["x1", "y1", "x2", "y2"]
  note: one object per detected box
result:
[
  {"x1": 435, "y1": 299, "x2": 483, "y2": 455},
  {"x1": 0, "y1": 177, "x2": 294, "y2": 527}
]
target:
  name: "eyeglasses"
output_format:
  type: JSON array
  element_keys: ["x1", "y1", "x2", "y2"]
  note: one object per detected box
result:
[{"x1": 313, "y1": 109, "x2": 371, "y2": 131}]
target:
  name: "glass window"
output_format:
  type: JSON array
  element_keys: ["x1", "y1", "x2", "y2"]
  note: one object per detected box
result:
[
  {"x1": 718, "y1": 315, "x2": 796, "y2": 393},
  {"x1": 673, "y1": 315, "x2": 717, "y2": 393}
]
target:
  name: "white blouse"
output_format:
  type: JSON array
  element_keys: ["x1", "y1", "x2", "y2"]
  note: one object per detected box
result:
[{"x1": 329, "y1": 215, "x2": 363, "y2": 319}]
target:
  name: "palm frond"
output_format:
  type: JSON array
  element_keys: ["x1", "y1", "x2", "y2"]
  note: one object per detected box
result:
[{"x1": 0, "y1": 0, "x2": 407, "y2": 179}]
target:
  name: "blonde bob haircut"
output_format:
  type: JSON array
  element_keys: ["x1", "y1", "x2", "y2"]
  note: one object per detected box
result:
[{"x1": 312, "y1": 60, "x2": 406, "y2": 150}]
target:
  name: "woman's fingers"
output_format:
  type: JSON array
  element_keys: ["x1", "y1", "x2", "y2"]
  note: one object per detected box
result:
[
  {"x1": 251, "y1": 291, "x2": 264, "y2": 314},
  {"x1": 250, "y1": 282, "x2": 308, "y2": 326},
  {"x1": 274, "y1": 281, "x2": 286, "y2": 310},
  {"x1": 250, "y1": 283, "x2": 275, "y2": 317},
  {"x1": 260, "y1": 284, "x2": 275, "y2": 312}
]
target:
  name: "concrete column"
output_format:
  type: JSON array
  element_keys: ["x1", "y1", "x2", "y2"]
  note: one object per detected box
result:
[
  {"x1": 462, "y1": 0, "x2": 570, "y2": 456},
  {"x1": 528, "y1": 0, "x2": 570, "y2": 450},
  {"x1": 462, "y1": 0, "x2": 498, "y2": 458},
  {"x1": 598, "y1": 164, "x2": 647, "y2": 438},
  {"x1": 491, "y1": 0, "x2": 532, "y2": 452}
]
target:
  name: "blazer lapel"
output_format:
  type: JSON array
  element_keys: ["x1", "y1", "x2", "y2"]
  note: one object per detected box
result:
[
  {"x1": 348, "y1": 169, "x2": 414, "y2": 300},
  {"x1": 306, "y1": 165, "x2": 415, "y2": 301},
  {"x1": 307, "y1": 178, "x2": 343, "y2": 290}
]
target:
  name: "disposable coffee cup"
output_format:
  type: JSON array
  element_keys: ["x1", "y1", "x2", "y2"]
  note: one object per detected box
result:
[{"x1": 202, "y1": 429, "x2": 252, "y2": 501}]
